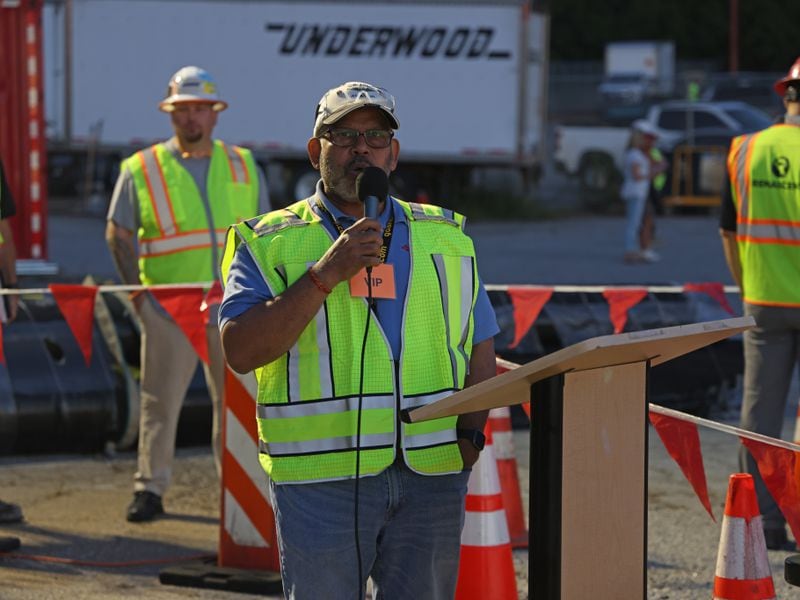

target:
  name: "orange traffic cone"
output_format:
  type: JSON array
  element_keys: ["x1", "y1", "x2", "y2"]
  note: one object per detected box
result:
[
  {"x1": 712, "y1": 473, "x2": 775, "y2": 600},
  {"x1": 455, "y1": 426, "x2": 517, "y2": 600},
  {"x1": 488, "y1": 407, "x2": 528, "y2": 548}
]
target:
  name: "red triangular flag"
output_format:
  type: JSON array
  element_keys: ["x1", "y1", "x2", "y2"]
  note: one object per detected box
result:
[
  {"x1": 200, "y1": 280, "x2": 224, "y2": 327},
  {"x1": 507, "y1": 287, "x2": 553, "y2": 349},
  {"x1": 151, "y1": 287, "x2": 209, "y2": 364},
  {"x1": 741, "y1": 437, "x2": 800, "y2": 543},
  {"x1": 603, "y1": 288, "x2": 648, "y2": 334},
  {"x1": 683, "y1": 282, "x2": 735, "y2": 315},
  {"x1": 49, "y1": 284, "x2": 99, "y2": 366},
  {"x1": 649, "y1": 412, "x2": 715, "y2": 521}
]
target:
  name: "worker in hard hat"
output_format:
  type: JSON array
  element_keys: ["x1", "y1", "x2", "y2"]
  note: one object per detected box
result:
[
  {"x1": 719, "y1": 56, "x2": 800, "y2": 551},
  {"x1": 106, "y1": 66, "x2": 271, "y2": 522}
]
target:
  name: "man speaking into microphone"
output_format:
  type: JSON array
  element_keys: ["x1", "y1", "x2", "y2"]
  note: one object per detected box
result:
[{"x1": 219, "y1": 81, "x2": 498, "y2": 599}]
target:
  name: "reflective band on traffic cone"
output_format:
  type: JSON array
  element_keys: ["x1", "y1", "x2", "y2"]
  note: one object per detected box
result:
[
  {"x1": 219, "y1": 368, "x2": 281, "y2": 571},
  {"x1": 455, "y1": 426, "x2": 517, "y2": 600},
  {"x1": 488, "y1": 407, "x2": 527, "y2": 548},
  {"x1": 713, "y1": 473, "x2": 775, "y2": 600}
]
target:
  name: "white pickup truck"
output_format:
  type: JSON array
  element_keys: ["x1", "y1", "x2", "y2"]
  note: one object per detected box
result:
[{"x1": 554, "y1": 100, "x2": 772, "y2": 204}]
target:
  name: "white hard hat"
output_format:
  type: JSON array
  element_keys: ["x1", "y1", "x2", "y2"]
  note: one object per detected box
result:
[
  {"x1": 632, "y1": 119, "x2": 658, "y2": 138},
  {"x1": 313, "y1": 81, "x2": 399, "y2": 137},
  {"x1": 159, "y1": 66, "x2": 228, "y2": 113}
]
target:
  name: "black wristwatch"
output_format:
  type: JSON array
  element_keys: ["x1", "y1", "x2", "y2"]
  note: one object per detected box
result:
[{"x1": 456, "y1": 428, "x2": 486, "y2": 451}]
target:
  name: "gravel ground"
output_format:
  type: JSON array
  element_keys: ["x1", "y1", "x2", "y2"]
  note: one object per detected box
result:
[
  {"x1": 2, "y1": 418, "x2": 799, "y2": 599},
  {"x1": 1, "y1": 210, "x2": 797, "y2": 597}
]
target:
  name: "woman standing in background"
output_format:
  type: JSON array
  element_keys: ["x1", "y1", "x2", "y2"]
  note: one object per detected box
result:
[{"x1": 620, "y1": 119, "x2": 667, "y2": 263}]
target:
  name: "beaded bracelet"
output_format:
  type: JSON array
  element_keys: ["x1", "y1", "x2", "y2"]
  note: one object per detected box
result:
[{"x1": 308, "y1": 268, "x2": 332, "y2": 294}]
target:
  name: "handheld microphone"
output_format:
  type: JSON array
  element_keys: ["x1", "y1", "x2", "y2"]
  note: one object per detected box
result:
[{"x1": 356, "y1": 167, "x2": 388, "y2": 220}]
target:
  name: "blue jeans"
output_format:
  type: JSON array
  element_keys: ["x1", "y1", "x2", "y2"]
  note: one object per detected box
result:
[
  {"x1": 623, "y1": 191, "x2": 648, "y2": 253},
  {"x1": 270, "y1": 461, "x2": 471, "y2": 600}
]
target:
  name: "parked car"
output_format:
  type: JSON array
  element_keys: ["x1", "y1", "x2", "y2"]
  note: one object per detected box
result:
[
  {"x1": 701, "y1": 72, "x2": 784, "y2": 121},
  {"x1": 554, "y1": 100, "x2": 772, "y2": 205},
  {"x1": 598, "y1": 72, "x2": 654, "y2": 105}
]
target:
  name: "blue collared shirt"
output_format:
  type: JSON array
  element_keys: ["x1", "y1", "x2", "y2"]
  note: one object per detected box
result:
[{"x1": 220, "y1": 181, "x2": 498, "y2": 358}]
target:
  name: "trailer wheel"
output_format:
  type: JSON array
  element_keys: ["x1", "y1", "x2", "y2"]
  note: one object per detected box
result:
[{"x1": 578, "y1": 152, "x2": 620, "y2": 210}]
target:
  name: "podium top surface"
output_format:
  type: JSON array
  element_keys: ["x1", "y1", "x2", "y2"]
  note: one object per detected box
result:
[{"x1": 406, "y1": 316, "x2": 754, "y2": 423}]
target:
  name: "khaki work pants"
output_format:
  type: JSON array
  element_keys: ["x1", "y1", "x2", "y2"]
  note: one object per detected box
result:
[{"x1": 133, "y1": 296, "x2": 224, "y2": 497}]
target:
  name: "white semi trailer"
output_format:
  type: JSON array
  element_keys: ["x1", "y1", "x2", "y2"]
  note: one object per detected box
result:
[{"x1": 43, "y1": 0, "x2": 549, "y2": 205}]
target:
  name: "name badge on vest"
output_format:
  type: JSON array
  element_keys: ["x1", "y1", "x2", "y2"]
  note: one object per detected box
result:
[{"x1": 349, "y1": 263, "x2": 396, "y2": 299}]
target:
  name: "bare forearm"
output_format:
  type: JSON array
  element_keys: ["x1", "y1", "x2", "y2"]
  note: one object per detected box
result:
[
  {"x1": 719, "y1": 229, "x2": 743, "y2": 291},
  {"x1": 105, "y1": 222, "x2": 141, "y2": 285},
  {"x1": 221, "y1": 270, "x2": 330, "y2": 373},
  {"x1": 0, "y1": 220, "x2": 17, "y2": 284},
  {"x1": 223, "y1": 217, "x2": 385, "y2": 373},
  {"x1": 456, "y1": 337, "x2": 496, "y2": 431}
]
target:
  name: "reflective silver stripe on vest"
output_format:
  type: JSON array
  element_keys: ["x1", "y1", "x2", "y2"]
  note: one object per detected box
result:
[
  {"x1": 409, "y1": 202, "x2": 458, "y2": 226},
  {"x1": 432, "y1": 254, "x2": 475, "y2": 387},
  {"x1": 252, "y1": 211, "x2": 308, "y2": 237},
  {"x1": 401, "y1": 390, "x2": 455, "y2": 411},
  {"x1": 140, "y1": 147, "x2": 176, "y2": 236},
  {"x1": 733, "y1": 134, "x2": 756, "y2": 219},
  {"x1": 457, "y1": 255, "x2": 475, "y2": 360},
  {"x1": 286, "y1": 261, "x2": 333, "y2": 401},
  {"x1": 257, "y1": 394, "x2": 395, "y2": 420},
  {"x1": 403, "y1": 428, "x2": 457, "y2": 450},
  {"x1": 736, "y1": 221, "x2": 800, "y2": 242},
  {"x1": 139, "y1": 230, "x2": 214, "y2": 257},
  {"x1": 222, "y1": 143, "x2": 248, "y2": 184},
  {"x1": 259, "y1": 432, "x2": 395, "y2": 457}
]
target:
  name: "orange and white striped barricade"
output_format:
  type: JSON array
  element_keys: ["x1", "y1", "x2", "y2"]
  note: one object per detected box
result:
[
  {"x1": 160, "y1": 368, "x2": 282, "y2": 594},
  {"x1": 713, "y1": 473, "x2": 775, "y2": 600},
  {"x1": 455, "y1": 425, "x2": 517, "y2": 600},
  {"x1": 488, "y1": 407, "x2": 527, "y2": 548}
]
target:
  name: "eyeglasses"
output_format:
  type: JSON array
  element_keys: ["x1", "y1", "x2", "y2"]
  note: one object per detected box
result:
[{"x1": 322, "y1": 128, "x2": 394, "y2": 149}]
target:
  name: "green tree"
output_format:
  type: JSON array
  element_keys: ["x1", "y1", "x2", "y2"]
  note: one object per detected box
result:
[{"x1": 549, "y1": 0, "x2": 799, "y2": 71}]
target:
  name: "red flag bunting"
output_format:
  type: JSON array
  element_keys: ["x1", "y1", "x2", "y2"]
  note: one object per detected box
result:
[
  {"x1": 49, "y1": 284, "x2": 99, "y2": 366},
  {"x1": 151, "y1": 287, "x2": 209, "y2": 364},
  {"x1": 741, "y1": 437, "x2": 800, "y2": 543},
  {"x1": 650, "y1": 412, "x2": 715, "y2": 521},
  {"x1": 683, "y1": 282, "x2": 735, "y2": 315},
  {"x1": 507, "y1": 287, "x2": 553, "y2": 349},
  {"x1": 603, "y1": 288, "x2": 648, "y2": 334}
]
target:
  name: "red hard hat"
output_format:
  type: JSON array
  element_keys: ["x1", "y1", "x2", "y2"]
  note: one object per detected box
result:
[{"x1": 774, "y1": 57, "x2": 800, "y2": 96}]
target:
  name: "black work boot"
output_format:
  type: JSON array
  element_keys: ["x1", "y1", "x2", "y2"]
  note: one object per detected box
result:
[
  {"x1": 0, "y1": 500, "x2": 23, "y2": 524},
  {"x1": 126, "y1": 491, "x2": 164, "y2": 522},
  {"x1": 0, "y1": 537, "x2": 21, "y2": 552}
]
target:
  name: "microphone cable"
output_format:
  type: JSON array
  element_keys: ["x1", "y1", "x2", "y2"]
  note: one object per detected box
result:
[{"x1": 353, "y1": 268, "x2": 375, "y2": 600}]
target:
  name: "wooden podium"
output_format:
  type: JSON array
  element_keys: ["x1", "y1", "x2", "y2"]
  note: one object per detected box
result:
[{"x1": 404, "y1": 316, "x2": 754, "y2": 599}]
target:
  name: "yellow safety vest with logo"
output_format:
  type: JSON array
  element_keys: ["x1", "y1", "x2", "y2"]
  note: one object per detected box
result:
[
  {"x1": 221, "y1": 198, "x2": 479, "y2": 484},
  {"x1": 728, "y1": 124, "x2": 800, "y2": 306},
  {"x1": 124, "y1": 140, "x2": 259, "y2": 285}
]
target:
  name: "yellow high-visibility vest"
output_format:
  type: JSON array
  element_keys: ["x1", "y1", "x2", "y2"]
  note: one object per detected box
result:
[
  {"x1": 221, "y1": 198, "x2": 479, "y2": 483},
  {"x1": 728, "y1": 124, "x2": 800, "y2": 306}
]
